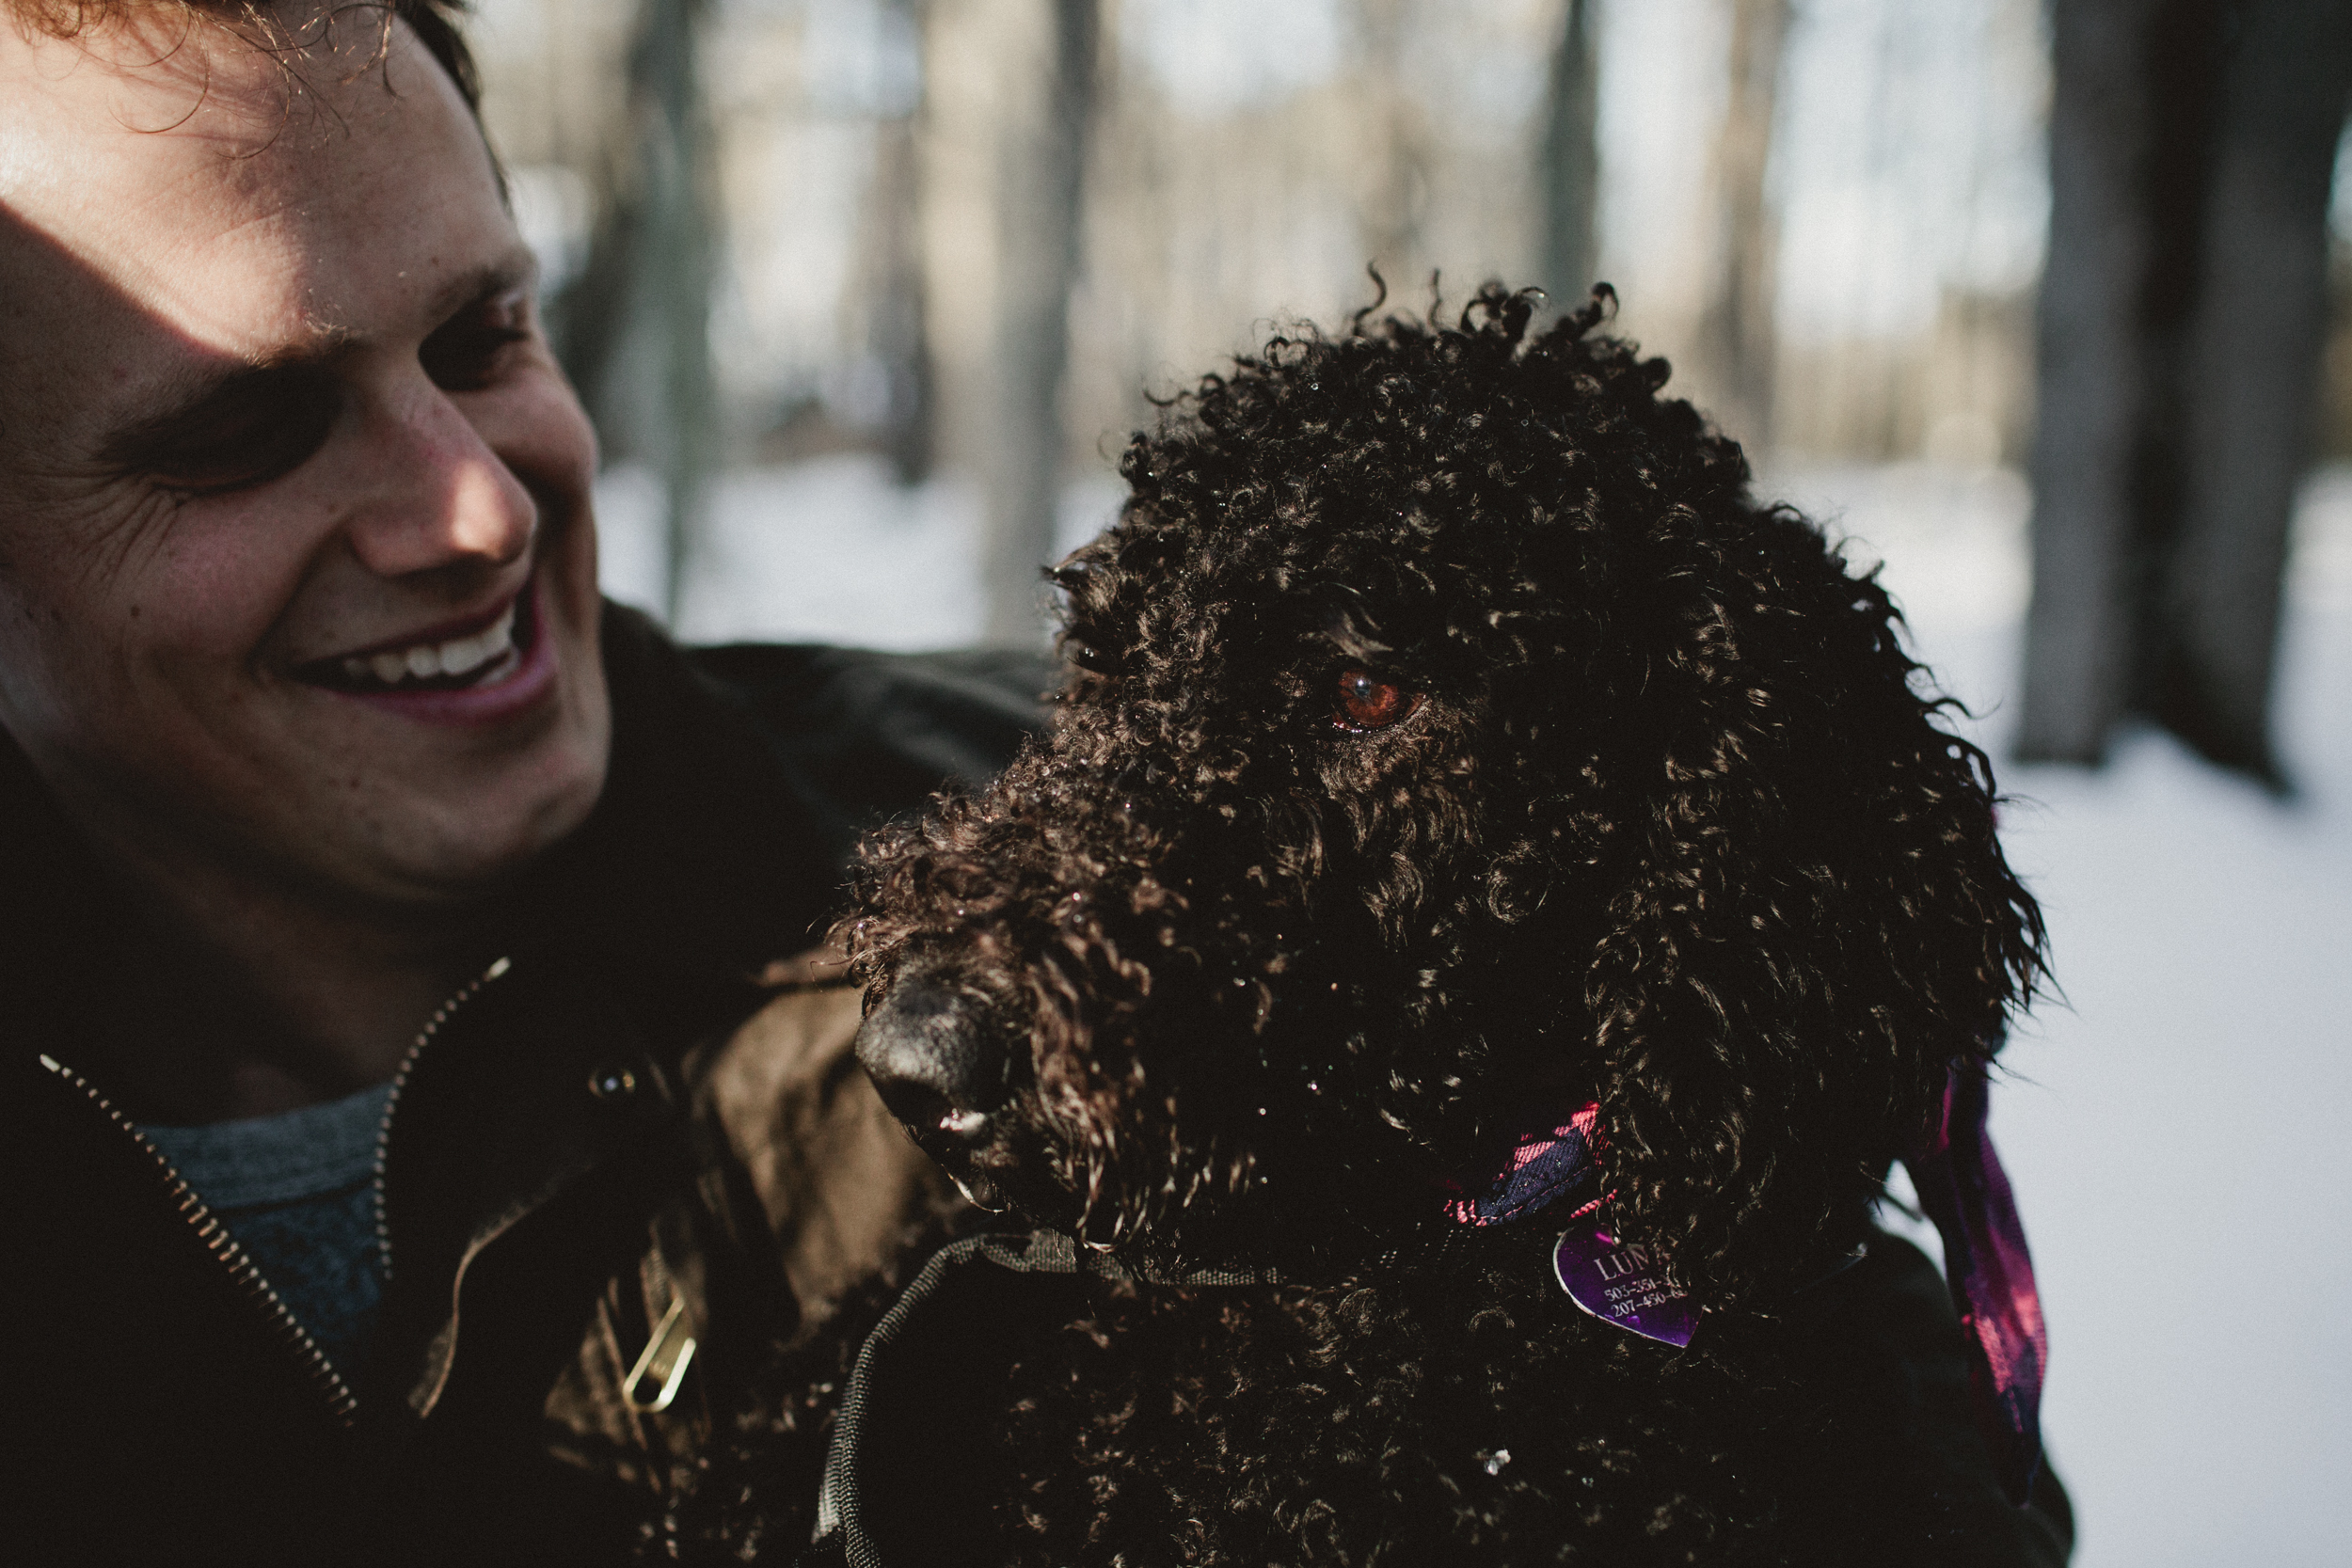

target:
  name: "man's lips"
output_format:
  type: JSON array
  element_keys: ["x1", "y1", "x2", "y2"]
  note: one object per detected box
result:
[
  {"x1": 294, "y1": 576, "x2": 561, "y2": 727},
  {"x1": 294, "y1": 585, "x2": 531, "y2": 694},
  {"x1": 326, "y1": 593, "x2": 520, "y2": 662}
]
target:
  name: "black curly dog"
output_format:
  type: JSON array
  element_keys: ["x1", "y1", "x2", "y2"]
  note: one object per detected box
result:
[{"x1": 811, "y1": 286, "x2": 2068, "y2": 1566}]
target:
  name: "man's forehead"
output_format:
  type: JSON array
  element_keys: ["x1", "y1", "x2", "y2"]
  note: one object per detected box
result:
[
  {"x1": 9, "y1": 32, "x2": 474, "y2": 304},
  {"x1": 0, "y1": 13, "x2": 510, "y2": 435}
]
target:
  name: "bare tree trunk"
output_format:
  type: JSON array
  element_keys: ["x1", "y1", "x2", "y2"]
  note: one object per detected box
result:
[
  {"x1": 2159, "y1": 0, "x2": 2352, "y2": 781},
  {"x1": 1698, "y1": 0, "x2": 1790, "y2": 444},
  {"x1": 563, "y1": 0, "x2": 719, "y2": 628},
  {"x1": 2018, "y1": 0, "x2": 2185, "y2": 766},
  {"x1": 980, "y1": 0, "x2": 1101, "y2": 646},
  {"x1": 868, "y1": 0, "x2": 934, "y2": 486},
  {"x1": 2021, "y1": 0, "x2": 2350, "y2": 784},
  {"x1": 1358, "y1": 0, "x2": 1432, "y2": 286},
  {"x1": 1538, "y1": 0, "x2": 1600, "y2": 313}
]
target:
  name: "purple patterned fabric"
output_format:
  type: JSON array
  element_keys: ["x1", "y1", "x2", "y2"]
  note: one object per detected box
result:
[
  {"x1": 1902, "y1": 1067, "x2": 2048, "y2": 1506},
  {"x1": 1441, "y1": 1101, "x2": 1602, "y2": 1226}
]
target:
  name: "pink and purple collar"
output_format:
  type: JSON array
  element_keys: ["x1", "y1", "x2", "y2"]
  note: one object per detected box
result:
[{"x1": 1442, "y1": 1070, "x2": 2046, "y2": 1506}]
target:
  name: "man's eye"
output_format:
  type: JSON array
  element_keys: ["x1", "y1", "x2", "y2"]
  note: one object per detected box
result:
[
  {"x1": 142, "y1": 371, "x2": 342, "y2": 496},
  {"x1": 421, "y1": 301, "x2": 532, "y2": 392}
]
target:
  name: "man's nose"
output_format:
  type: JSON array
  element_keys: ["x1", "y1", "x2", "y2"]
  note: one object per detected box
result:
[
  {"x1": 853, "y1": 974, "x2": 1012, "y2": 1144},
  {"x1": 342, "y1": 383, "x2": 536, "y2": 579}
]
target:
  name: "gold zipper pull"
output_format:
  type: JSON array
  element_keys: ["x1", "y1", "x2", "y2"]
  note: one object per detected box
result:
[{"x1": 623, "y1": 1292, "x2": 697, "y2": 1414}]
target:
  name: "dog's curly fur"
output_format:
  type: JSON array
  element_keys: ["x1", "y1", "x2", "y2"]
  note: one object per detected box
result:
[{"x1": 811, "y1": 284, "x2": 2048, "y2": 1563}]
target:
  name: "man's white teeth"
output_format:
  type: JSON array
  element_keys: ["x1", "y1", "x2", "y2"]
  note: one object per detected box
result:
[{"x1": 342, "y1": 602, "x2": 517, "y2": 688}]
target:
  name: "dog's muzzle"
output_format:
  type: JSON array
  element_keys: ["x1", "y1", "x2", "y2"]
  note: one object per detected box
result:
[{"x1": 853, "y1": 972, "x2": 1014, "y2": 1203}]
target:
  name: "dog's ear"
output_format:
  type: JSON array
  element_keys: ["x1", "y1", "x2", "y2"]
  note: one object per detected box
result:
[{"x1": 1581, "y1": 509, "x2": 2043, "y2": 1308}]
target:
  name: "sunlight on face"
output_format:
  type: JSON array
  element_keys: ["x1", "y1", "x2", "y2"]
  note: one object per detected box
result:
[{"x1": 0, "y1": 10, "x2": 610, "y2": 908}]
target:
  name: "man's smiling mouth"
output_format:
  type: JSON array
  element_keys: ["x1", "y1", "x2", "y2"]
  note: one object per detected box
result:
[{"x1": 302, "y1": 588, "x2": 537, "y2": 695}]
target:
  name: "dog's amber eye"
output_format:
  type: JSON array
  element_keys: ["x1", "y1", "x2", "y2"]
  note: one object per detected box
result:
[{"x1": 1334, "y1": 669, "x2": 1415, "y2": 731}]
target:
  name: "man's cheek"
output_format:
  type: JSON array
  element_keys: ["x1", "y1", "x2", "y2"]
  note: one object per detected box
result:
[
  {"x1": 0, "y1": 557, "x2": 127, "y2": 743},
  {"x1": 465, "y1": 365, "x2": 596, "y2": 485},
  {"x1": 8, "y1": 484, "x2": 194, "y2": 638}
]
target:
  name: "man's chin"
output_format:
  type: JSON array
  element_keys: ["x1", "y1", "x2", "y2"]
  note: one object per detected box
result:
[
  {"x1": 330, "y1": 767, "x2": 607, "y2": 912},
  {"x1": 300, "y1": 668, "x2": 612, "y2": 912}
]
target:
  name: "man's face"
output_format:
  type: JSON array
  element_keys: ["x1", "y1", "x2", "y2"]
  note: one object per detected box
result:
[{"x1": 0, "y1": 14, "x2": 609, "y2": 910}]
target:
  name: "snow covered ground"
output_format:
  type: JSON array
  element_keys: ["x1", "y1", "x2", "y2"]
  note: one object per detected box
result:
[
  {"x1": 1777, "y1": 462, "x2": 2352, "y2": 1565},
  {"x1": 601, "y1": 456, "x2": 2352, "y2": 1566}
]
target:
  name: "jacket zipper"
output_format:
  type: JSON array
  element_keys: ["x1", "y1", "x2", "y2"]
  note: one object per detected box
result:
[
  {"x1": 36, "y1": 1053, "x2": 364, "y2": 1428},
  {"x1": 31, "y1": 954, "x2": 516, "y2": 1433},
  {"x1": 371, "y1": 955, "x2": 512, "y2": 1289}
]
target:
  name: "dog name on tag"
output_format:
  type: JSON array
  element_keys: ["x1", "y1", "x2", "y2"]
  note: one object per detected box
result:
[{"x1": 1551, "y1": 1213, "x2": 1697, "y2": 1347}]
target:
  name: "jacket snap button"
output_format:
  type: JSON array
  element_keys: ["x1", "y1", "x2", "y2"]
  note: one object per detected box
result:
[{"x1": 588, "y1": 1065, "x2": 639, "y2": 1101}]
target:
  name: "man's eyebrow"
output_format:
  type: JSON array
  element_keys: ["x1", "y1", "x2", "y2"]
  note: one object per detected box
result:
[{"x1": 421, "y1": 250, "x2": 540, "y2": 328}]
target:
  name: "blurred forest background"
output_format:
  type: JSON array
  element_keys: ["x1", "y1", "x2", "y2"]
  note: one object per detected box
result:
[
  {"x1": 470, "y1": 0, "x2": 2090, "y2": 633},
  {"x1": 459, "y1": 0, "x2": 2352, "y2": 1562}
]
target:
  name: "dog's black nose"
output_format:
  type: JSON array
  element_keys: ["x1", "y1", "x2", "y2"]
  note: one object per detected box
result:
[{"x1": 854, "y1": 974, "x2": 1011, "y2": 1144}]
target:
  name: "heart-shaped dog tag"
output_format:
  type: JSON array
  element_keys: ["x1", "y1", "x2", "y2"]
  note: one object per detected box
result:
[{"x1": 1552, "y1": 1213, "x2": 1697, "y2": 1346}]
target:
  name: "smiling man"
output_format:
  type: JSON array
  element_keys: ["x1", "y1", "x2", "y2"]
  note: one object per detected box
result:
[{"x1": 0, "y1": 5, "x2": 1040, "y2": 1562}]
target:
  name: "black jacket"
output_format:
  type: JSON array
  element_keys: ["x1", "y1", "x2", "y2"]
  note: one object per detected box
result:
[{"x1": 0, "y1": 607, "x2": 1049, "y2": 1566}]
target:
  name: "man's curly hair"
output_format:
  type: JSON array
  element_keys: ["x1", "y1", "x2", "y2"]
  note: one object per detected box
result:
[{"x1": 849, "y1": 281, "x2": 2046, "y2": 1306}]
